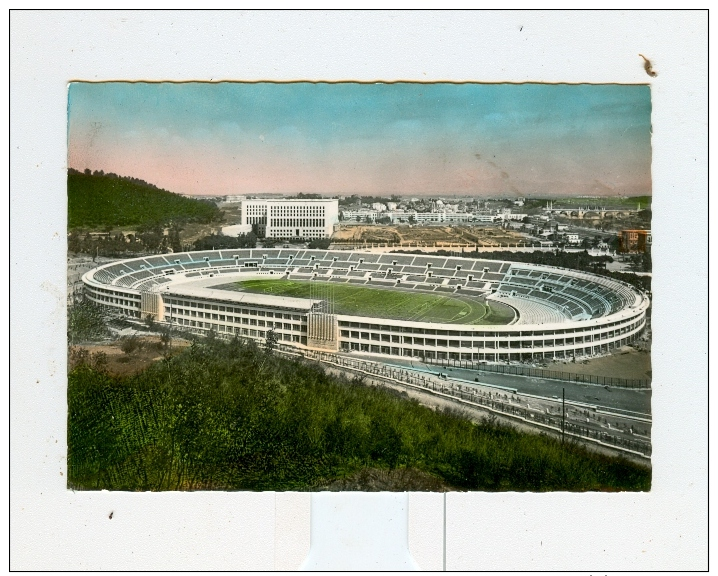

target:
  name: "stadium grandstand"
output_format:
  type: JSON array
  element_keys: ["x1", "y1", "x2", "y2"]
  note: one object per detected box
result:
[{"x1": 82, "y1": 249, "x2": 650, "y2": 362}]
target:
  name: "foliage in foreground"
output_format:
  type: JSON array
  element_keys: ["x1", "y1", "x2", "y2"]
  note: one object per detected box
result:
[
  {"x1": 67, "y1": 299, "x2": 110, "y2": 345},
  {"x1": 68, "y1": 337, "x2": 651, "y2": 492}
]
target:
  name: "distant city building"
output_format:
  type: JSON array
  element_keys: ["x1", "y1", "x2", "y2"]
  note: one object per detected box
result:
[
  {"x1": 529, "y1": 215, "x2": 550, "y2": 224},
  {"x1": 342, "y1": 208, "x2": 380, "y2": 222},
  {"x1": 472, "y1": 214, "x2": 497, "y2": 223},
  {"x1": 498, "y1": 210, "x2": 528, "y2": 221},
  {"x1": 224, "y1": 195, "x2": 247, "y2": 203},
  {"x1": 240, "y1": 198, "x2": 339, "y2": 239},
  {"x1": 407, "y1": 211, "x2": 438, "y2": 223},
  {"x1": 371, "y1": 202, "x2": 387, "y2": 212},
  {"x1": 443, "y1": 212, "x2": 472, "y2": 223},
  {"x1": 386, "y1": 202, "x2": 398, "y2": 210},
  {"x1": 384, "y1": 210, "x2": 473, "y2": 224},
  {"x1": 384, "y1": 209, "x2": 412, "y2": 223},
  {"x1": 566, "y1": 233, "x2": 580, "y2": 244},
  {"x1": 618, "y1": 229, "x2": 652, "y2": 253}
]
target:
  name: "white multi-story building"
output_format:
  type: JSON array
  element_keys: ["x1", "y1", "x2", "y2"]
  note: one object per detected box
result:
[
  {"x1": 240, "y1": 198, "x2": 339, "y2": 239},
  {"x1": 498, "y1": 211, "x2": 528, "y2": 221},
  {"x1": 473, "y1": 214, "x2": 498, "y2": 223},
  {"x1": 410, "y1": 211, "x2": 442, "y2": 223},
  {"x1": 443, "y1": 212, "x2": 473, "y2": 224},
  {"x1": 342, "y1": 208, "x2": 381, "y2": 222}
]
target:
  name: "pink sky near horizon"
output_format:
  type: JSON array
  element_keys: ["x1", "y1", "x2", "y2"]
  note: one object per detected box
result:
[{"x1": 68, "y1": 136, "x2": 650, "y2": 198}]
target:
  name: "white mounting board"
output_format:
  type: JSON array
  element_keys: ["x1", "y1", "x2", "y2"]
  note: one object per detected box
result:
[{"x1": 10, "y1": 10, "x2": 707, "y2": 571}]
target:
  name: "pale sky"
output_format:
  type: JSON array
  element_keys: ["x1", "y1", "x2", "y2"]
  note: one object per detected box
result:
[{"x1": 68, "y1": 82, "x2": 652, "y2": 197}]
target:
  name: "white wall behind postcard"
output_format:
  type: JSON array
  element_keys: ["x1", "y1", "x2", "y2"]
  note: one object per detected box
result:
[{"x1": 10, "y1": 10, "x2": 706, "y2": 570}]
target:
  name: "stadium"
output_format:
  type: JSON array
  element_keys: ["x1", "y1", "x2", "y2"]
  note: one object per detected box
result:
[{"x1": 81, "y1": 249, "x2": 650, "y2": 362}]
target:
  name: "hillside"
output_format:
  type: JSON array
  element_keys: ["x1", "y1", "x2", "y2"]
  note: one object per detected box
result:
[
  {"x1": 67, "y1": 334, "x2": 651, "y2": 492},
  {"x1": 67, "y1": 169, "x2": 222, "y2": 230}
]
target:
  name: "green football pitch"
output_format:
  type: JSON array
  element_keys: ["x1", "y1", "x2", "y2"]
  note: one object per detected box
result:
[{"x1": 214, "y1": 279, "x2": 515, "y2": 325}]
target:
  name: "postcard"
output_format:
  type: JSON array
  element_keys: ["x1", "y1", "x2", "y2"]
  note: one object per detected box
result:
[
  {"x1": 66, "y1": 80, "x2": 653, "y2": 494},
  {"x1": 11, "y1": 10, "x2": 707, "y2": 571}
]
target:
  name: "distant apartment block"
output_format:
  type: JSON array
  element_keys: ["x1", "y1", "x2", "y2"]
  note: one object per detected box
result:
[
  {"x1": 240, "y1": 198, "x2": 339, "y2": 239},
  {"x1": 498, "y1": 211, "x2": 528, "y2": 221},
  {"x1": 473, "y1": 214, "x2": 498, "y2": 223},
  {"x1": 618, "y1": 229, "x2": 652, "y2": 253}
]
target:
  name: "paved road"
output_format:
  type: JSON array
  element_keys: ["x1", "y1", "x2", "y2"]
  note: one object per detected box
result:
[{"x1": 341, "y1": 353, "x2": 652, "y2": 417}]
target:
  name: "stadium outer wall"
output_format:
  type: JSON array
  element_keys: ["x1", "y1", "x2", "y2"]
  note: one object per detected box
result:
[{"x1": 81, "y1": 249, "x2": 650, "y2": 362}]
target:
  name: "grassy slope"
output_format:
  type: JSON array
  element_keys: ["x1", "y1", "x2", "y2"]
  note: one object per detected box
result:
[
  {"x1": 216, "y1": 279, "x2": 515, "y2": 325},
  {"x1": 67, "y1": 337, "x2": 650, "y2": 492},
  {"x1": 68, "y1": 172, "x2": 221, "y2": 230}
]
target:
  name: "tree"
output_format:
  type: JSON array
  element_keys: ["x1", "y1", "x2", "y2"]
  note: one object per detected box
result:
[
  {"x1": 243, "y1": 232, "x2": 258, "y2": 249},
  {"x1": 137, "y1": 224, "x2": 165, "y2": 252},
  {"x1": 168, "y1": 220, "x2": 184, "y2": 252},
  {"x1": 67, "y1": 230, "x2": 83, "y2": 253},
  {"x1": 259, "y1": 329, "x2": 279, "y2": 372},
  {"x1": 67, "y1": 299, "x2": 110, "y2": 344},
  {"x1": 192, "y1": 232, "x2": 257, "y2": 250},
  {"x1": 308, "y1": 238, "x2": 331, "y2": 249},
  {"x1": 159, "y1": 327, "x2": 172, "y2": 349},
  {"x1": 264, "y1": 328, "x2": 279, "y2": 356},
  {"x1": 120, "y1": 335, "x2": 142, "y2": 355}
]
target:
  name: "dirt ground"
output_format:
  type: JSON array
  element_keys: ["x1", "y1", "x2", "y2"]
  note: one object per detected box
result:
[
  {"x1": 332, "y1": 225, "x2": 527, "y2": 247},
  {"x1": 70, "y1": 335, "x2": 192, "y2": 377},
  {"x1": 544, "y1": 346, "x2": 652, "y2": 381}
]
